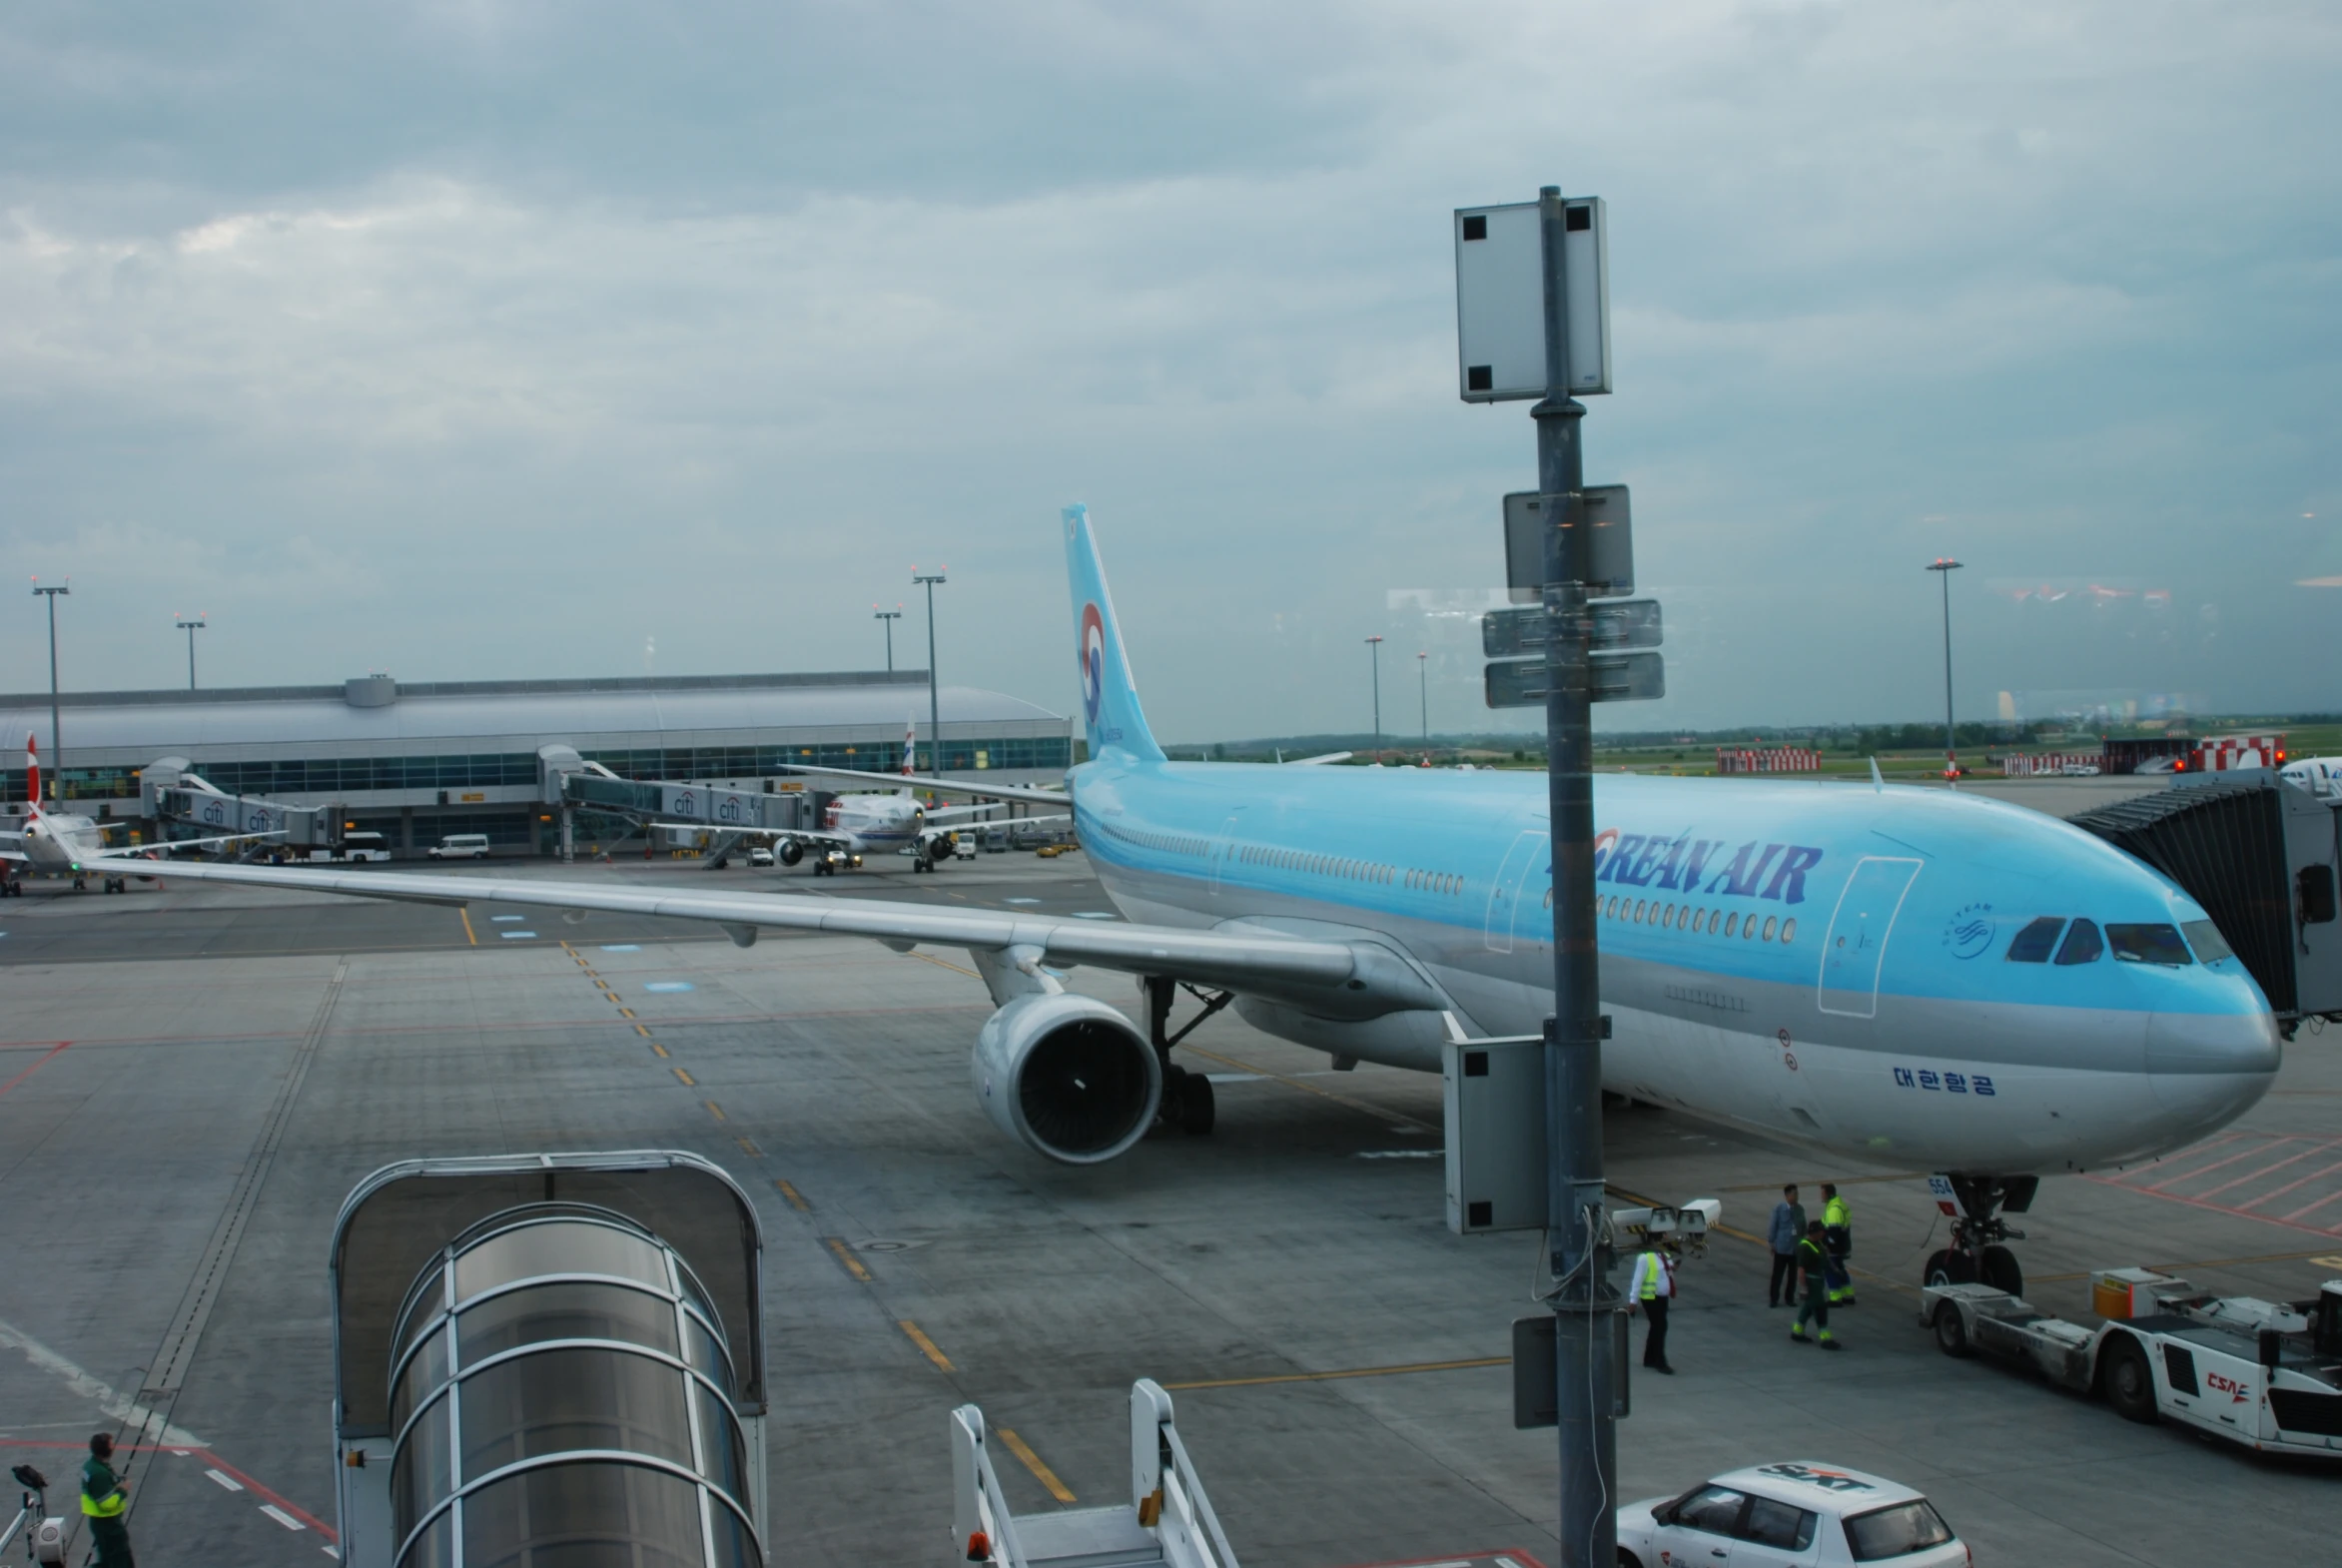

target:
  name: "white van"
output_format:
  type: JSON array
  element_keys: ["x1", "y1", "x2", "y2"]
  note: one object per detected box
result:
[{"x1": 428, "y1": 833, "x2": 492, "y2": 861}]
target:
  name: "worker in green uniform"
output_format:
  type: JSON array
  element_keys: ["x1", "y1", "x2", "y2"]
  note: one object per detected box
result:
[
  {"x1": 1821, "y1": 1182, "x2": 1856, "y2": 1305},
  {"x1": 81, "y1": 1433, "x2": 135, "y2": 1568},
  {"x1": 1789, "y1": 1220, "x2": 1841, "y2": 1349}
]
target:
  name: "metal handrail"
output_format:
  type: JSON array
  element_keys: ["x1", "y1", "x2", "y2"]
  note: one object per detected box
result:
[
  {"x1": 950, "y1": 1406, "x2": 1029, "y2": 1568},
  {"x1": 1159, "y1": 1423, "x2": 1239, "y2": 1568}
]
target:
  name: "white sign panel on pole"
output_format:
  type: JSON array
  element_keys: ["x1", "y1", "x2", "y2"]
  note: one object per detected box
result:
[{"x1": 1454, "y1": 198, "x2": 1612, "y2": 402}]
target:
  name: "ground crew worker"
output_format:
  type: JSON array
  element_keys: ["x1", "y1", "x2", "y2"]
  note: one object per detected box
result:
[
  {"x1": 81, "y1": 1432, "x2": 135, "y2": 1567},
  {"x1": 1790, "y1": 1220, "x2": 1840, "y2": 1349},
  {"x1": 1628, "y1": 1243, "x2": 1676, "y2": 1374},
  {"x1": 1767, "y1": 1183, "x2": 1806, "y2": 1307},
  {"x1": 1822, "y1": 1182, "x2": 1856, "y2": 1305}
]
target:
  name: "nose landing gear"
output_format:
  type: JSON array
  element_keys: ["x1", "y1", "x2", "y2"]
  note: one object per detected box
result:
[{"x1": 1923, "y1": 1175, "x2": 2037, "y2": 1296}]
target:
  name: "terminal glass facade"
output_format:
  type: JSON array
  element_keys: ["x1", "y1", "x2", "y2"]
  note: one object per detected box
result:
[{"x1": 387, "y1": 1203, "x2": 760, "y2": 1568}]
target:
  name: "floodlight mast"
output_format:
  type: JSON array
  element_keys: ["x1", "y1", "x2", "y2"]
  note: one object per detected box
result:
[
  {"x1": 1366, "y1": 636, "x2": 1384, "y2": 755},
  {"x1": 1927, "y1": 558, "x2": 1962, "y2": 777},
  {"x1": 913, "y1": 570, "x2": 947, "y2": 773},
  {"x1": 874, "y1": 605, "x2": 903, "y2": 672},
  {"x1": 176, "y1": 613, "x2": 208, "y2": 690},
  {"x1": 1532, "y1": 185, "x2": 1616, "y2": 1568},
  {"x1": 32, "y1": 579, "x2": 69, "y2": 785}
]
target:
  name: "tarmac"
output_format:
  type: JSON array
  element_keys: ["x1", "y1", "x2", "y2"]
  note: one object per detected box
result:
[{"x1": 0, "y1": 832, "x2": 2336, "y2": 1567}]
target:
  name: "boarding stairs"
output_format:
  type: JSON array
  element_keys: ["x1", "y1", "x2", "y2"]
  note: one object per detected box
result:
[{"x1": 952, "y1": 1380, "x2": 1239, "y2": 1568}]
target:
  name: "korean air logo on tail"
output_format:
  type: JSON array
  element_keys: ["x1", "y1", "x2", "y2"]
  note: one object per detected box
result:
[{"x1": 1080, "y1": 602, "x2": 1106, "y2": 729}]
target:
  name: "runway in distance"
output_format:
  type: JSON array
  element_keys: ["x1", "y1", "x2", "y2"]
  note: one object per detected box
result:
[{"x1": 115, "y1": 508, "x2": 2281, "y2": 1291}]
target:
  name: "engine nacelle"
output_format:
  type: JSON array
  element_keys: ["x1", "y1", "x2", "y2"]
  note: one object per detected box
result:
[
  {"x1": 775, "y1": 839, "x2": 804, "y2": 867},
  {"x1": 972, "y1": 993, "x2": 1161, "y2": 1165}
]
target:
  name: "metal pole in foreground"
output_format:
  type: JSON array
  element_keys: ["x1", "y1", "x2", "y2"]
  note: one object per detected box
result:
[
  {"x1": 1366, "y1": 636, "x2": 1384, "y2": 755},
  {"x1": 1533, "y1": 185, "x2": 1615, "y2": 1568},
  {"x1": 1418, "y1": 651, "x2": 1429, "y2": 744},
  {"x1": 913, "y1": 570, "x2": 947, "y2": 772},
  {"x1": 1927, "y1": 558, "x2": 1962, "y2": 777},
  {"x1": 33, "y1": 580, "x2": 69, "y2": 788},
  {"x1": 177, "y1": 614, "x2": 207, "y2": 690}
]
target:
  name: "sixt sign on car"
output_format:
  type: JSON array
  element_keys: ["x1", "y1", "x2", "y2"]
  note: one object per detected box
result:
[
  {"x1": 1593, "y1": 829, "x2": 1827, "y2": 904},
  {"x1": 1753, "y1": 1463, "x2": 1876, "y2": 1494}
]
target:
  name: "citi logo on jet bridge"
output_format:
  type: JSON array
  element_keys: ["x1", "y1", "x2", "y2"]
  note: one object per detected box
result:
[{"x1": 1592, "y1": 829, "x2": 1827, "y2": 905}]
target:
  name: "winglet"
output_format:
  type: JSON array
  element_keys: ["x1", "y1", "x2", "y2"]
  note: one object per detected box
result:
[
  {"x1": 1063, "y1": 506, "x2": 1166, "y2": 762},
  {"x1": 1869, "y1": 756, "x2": 1885, "y2": 793}
]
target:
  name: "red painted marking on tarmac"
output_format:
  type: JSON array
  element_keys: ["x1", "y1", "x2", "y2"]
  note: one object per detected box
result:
[
  {"x1": 195, "y1": 1451, "x2": 338, "y2": 1541},
  {"x1": 2079, "y1": 1165, "x2": 2342, "y2": 1239},
  {"x1": 2189, "y1": 1138, "x2": 2336, "y2": 1201},
  {"x1": 1324, "y1": 1553, "x2": 1550, "y2": 1568},
  {"x1": 0, "y1": 1041, "x2": 70, "y2": 1101}
]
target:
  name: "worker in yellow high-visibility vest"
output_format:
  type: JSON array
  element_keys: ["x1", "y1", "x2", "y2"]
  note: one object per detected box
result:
[
  {"x1": 81, "y1": 1433, "x2": 135, "y2": 1567},
  {"x1": 1628, "y1": 1244, "x2": 1677, "y2": 1375}
]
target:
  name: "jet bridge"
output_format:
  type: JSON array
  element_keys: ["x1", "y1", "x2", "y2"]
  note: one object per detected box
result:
[
  {"x1": 140, "y1": 756, "x2": 344, "y2": 849},
  {"x1": 2071, "y1": 772, "x2": 2342, "y2": 1027}
]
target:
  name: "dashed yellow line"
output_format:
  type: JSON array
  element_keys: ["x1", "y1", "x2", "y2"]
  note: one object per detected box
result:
[
  {"x1": 618, "y1": 1007, "x2": 636, "y2": 1019},
  {"x1": 634, "y1": 1023, "x2": 652, "y2": 1038},
  {"x1": 703, "y1": 1100, "x2": 726, "y2": 1123},
  {"x1": 459, "y1": 908, "x2": 477, "y2": 946},
  {"x1": 996, "y1": 1427, "x2": 1076, "y2": 1503},
  {"x1": 649, "y1": 1042, "x2": 670, "y2": 1059},
  {"x1": 672, "y1": 1068, "x2": 696, "y2": 1087},
  {"x1": 735, "y1": 1137, "x2": 762, "y2": 1158},
  {"x1": 1162, "y1": 1354, "x2": 1509, "y2": 1391},
  {"x1": 825, "y1": 1236, "x2": 873, "y2": 1282},
  {"x1": 907, "y1": 950, "x2": 981, "y2": 979},
  {"x1": 898, "y1": 1318, "x2": 955, "y2": 1372},
  {"x1": 776, "y1": 1179, "x2": 810, "y2": 1212}
]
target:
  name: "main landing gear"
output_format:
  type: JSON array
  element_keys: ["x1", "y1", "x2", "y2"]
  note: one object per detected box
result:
[
  {"x1": 1923, "y1": 1175, "x2": 2037, "y2": 1297},
  {"x1": 1143, "y1": 976, "x2": 1232, "y2": 1136}
]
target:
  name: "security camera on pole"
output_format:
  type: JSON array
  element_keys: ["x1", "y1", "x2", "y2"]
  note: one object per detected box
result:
[{"x1": 1454, "y1": 187, "x2": 1662, "y2": 1567}]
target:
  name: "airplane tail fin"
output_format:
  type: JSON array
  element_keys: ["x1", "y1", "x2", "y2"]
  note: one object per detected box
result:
[
  {"x1": 1063, "y1": 505, "x2": 1166, "y2": 763},
  {"x1": 24, "y1": 734, "x2": 43, "y2": 817}
]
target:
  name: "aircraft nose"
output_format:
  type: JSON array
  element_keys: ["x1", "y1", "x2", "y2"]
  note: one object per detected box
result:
[{"x1": 2146, "y1": 1009, "x2": 2282, "y2": 1077}]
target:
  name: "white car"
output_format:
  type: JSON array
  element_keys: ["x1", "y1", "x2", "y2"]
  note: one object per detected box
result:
[
  {"x1": 1618, "y1": 1461, "x2": 1966, "y2": 1568},
  {"x1": 747, "y1": 846, "x2": 775, "y2": 868}
]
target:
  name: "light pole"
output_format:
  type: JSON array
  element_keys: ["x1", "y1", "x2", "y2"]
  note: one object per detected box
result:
[
  {"x1": 873, "y1": 605, "x2": 903, "y2": 672},
  {"x1": 1417, "y1": 650, "x2": 1429, "y2": 745},
  {"x1": 176, "y1": 613, "x2": 208, "y2": 690},
  {"x1": 31, "y1": 578, "x2": 69, "y2": 788},
  {"x1": 912, "y1": 568, "x2": 947, "y2": 774},
  {"x1": 1927, "y1": 557, "x2": 1962, "y2": 778},
  {"x1": 1365, "y1": 636, "x2": 1384, "y2": 755}
]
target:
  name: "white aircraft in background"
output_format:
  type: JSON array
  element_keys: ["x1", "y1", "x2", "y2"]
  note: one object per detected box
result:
[
  {"x1": 2280, "y1": 757, "x2": 2342, "y2": 799},
  {"x1": 2, "y1": 735, "x2": 272, "y2": 895},
  {"x1": 669, "y1": 723, "x2": 1069, "y2": 876}
]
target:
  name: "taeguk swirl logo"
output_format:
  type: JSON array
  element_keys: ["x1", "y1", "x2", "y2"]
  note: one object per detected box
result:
[
  {"x1": 1080, "y1": 602, "x2": 1106, "y2": 727},
  {"x1": 1943, "y1": 901, "x2": 1995, "y2": 959}
]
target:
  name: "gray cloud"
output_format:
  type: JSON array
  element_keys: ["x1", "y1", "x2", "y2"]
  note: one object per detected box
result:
[{"x1": 3, "y1": 2, "x2": 2337, "y2": 741}]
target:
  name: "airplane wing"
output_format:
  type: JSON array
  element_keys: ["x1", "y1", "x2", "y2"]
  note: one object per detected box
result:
[
  {"x1": 646, "y1": 821, "x2": 854, "y2": 848},
  {"x1": 778, "y1": 764, "x2": 1071, "y2": 806},
  {"x1": 145, "y1": 831, "x2": 287, "y2": 854},
  {"x1": 88, "y1": 856, "x2": 1445, "y2": 1016}
]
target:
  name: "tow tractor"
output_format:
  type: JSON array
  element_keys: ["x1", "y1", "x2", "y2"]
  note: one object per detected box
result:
[{"x1": 1923, "y1": 1267, "x2": 2342, "y2": 1457}]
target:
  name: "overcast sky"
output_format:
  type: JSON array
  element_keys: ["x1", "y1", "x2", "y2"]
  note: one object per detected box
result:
[{"x1": 4, "y1": 2, "x2": 2336, "y2": 743}]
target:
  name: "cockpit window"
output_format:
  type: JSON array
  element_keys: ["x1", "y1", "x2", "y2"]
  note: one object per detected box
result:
[
  {"x1": 2182, "y1": 919, "x2": 2235, "y2": 966},
  {"x1": 2054, "y1": 918, "x2": 2103, "y2": 966},
  {"x1": 2005, "y1": 918, "x2": 2064, "y2": 963},
  {"x1": 2106, "y1": 923, "x2": 2192, "y2": 966}
]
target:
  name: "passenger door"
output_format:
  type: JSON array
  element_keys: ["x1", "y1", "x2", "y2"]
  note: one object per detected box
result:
[
  {"x1": 1732, "y1": 1494, "x2": 1821, "y2": 1567},
  {"x1": 1483, "y1": 830, "x2": 1549, "y2": 954},
  {"x1": 1650, "y1": 1484, "x2": 1747, "y2": 1566},
  {"x1": 1817, "y1": 856, "x2": 1925, "y2": 1018}
]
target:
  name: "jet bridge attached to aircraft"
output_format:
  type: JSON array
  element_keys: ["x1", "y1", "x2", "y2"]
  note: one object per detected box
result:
[{"x1": 2072, "y1": 771, "x2": 2342, "y2": 1029}]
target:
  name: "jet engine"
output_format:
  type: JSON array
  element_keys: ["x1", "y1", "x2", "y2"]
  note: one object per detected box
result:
[
  {"x1": 972, "y1": 993, "x2": 1161, "y2": 1165},
  {"x1": 775, "y1": 840, "x2": 804, "y2": 867}
]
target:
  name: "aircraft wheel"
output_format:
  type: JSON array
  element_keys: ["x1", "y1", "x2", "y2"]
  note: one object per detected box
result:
[
  {"x1": 1179, "y1": 1071, "x2": 1216, "y2": 1136},
  {"x1": 2100, "y1": 1334, "x2": 2158, "y2": 1423},
  {"x1": 1979, "y1": 1244, "x2": 2024, "y2": 1297},
  {"x1": 1932, "y1": 1301, "x2": 1974, "y2": 1358},
  {"x1": 1924, "y1": 1248, "x2": 1975, "y2": 1288}
]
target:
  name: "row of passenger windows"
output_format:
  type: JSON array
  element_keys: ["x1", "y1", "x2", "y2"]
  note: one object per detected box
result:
[
  {"x1": 1100, "y1": 820, "x2": 1209, "y2": 857},
  {"x1": 1602, "y1": 894, "x2": 1796, "y2": 946},
  {"x1": 2005, "y1": 916, "x2": 2230, "y2": 968}
]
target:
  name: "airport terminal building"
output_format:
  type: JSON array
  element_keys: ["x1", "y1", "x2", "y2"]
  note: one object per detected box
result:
[{"x1": 0, "y1": 669, "x2": 1072, "y2": 856}]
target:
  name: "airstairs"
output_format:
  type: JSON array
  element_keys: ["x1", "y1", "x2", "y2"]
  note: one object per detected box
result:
[{"x1": 952, "y1": 1380, "x2": 1239, "y2": 1568}]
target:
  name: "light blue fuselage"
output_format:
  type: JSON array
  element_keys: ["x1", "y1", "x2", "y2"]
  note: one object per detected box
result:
[{"x1": 1067, "y1": 757, "x2": 2280, "y2": 1176}]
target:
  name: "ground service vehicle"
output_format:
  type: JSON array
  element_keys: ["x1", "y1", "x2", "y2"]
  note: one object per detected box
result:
[
  {"x1": 1617, "y1": 1461, "x2": 1966, "y2": 1568},
  {"x1": 1924, "y1": 1269, "x2": 2342, "y2": 1457},
  {"x1": 305, "y1": 830, "x2": 389, "y2": 865},
  {"x1": 747, "y1": 846, "x2": 774, "y2": 868},
  {"x1": 428, "y1": 833, "x2": 491, "y2": 860}
]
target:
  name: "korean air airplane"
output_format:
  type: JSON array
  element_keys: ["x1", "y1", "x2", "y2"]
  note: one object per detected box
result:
[{"x1": 121, "y1": 508, "x2": 2280, "y2": 1294}]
